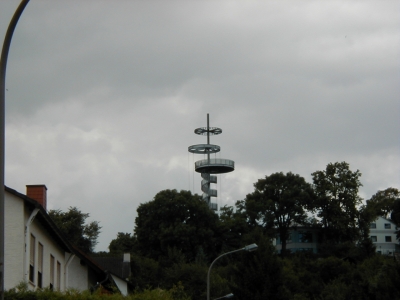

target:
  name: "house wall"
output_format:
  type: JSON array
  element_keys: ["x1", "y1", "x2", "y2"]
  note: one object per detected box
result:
[
  {"x1": 4, "y1": 192, "x2": 25, "y2": 290},
  {"x1": 66, "y1": 255, "x2": 89, "y2": 291},
  {"x1": 4, "y1": 190, "x2": 68, "y2": 291},
  {"x1": 3, "y1": 187, "x2": 111, "y2": 294},
  {"x1": 275, "y1": 228, "x2": 319, "y2": 254},
  {"x1": 27, "y1": 209, "x2": 66, "y2": 291},
  {"x1": 370, "y1": 216, "x2": 399, "y2": 255}
]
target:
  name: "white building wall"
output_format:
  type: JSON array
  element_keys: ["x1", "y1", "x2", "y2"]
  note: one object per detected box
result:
[
  {"x1": 4, "y1": 189, "x2": 95, "y2": 293},
  {"x1": 28, "y1": 215, "x2": 66, "y2": 290},
  {"x1": 370, "y1": 216, "x2": 399, "y2": 255},
  {"x1": 66, "y1": 255, "x2": 89, "y2": 291},
  {"x1": 4, "y1": 192, "x2": 25, "y2": 290}
]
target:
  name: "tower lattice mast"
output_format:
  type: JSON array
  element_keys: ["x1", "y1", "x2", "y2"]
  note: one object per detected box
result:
[{"x1": 188, "y1": 114, "x2": 235, "y2": 210}]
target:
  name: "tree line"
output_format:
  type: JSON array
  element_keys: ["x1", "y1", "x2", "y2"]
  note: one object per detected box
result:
[{"x1": 49, "y1": 161, "x2": 400, "y2": 299}]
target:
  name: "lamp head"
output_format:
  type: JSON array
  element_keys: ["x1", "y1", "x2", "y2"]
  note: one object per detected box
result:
[{"x1": 244, "y1": 243, "x2": 258, "y2": 252}]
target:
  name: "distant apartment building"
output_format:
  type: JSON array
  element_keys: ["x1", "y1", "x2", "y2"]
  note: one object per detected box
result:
[
  {"x1": 369, "y1": 216, "x2": 399, "y2": 255},
  {"x1": 274, "y1": 216, "x2": 399, "y2": 255}
]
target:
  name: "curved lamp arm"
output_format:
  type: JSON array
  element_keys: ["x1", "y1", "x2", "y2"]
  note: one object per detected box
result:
[{"x1": 207, "y1": 243, "x2": 258, "y2": 300}]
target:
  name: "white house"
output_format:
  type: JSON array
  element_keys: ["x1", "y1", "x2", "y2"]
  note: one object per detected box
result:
[
  {"x1": 4, "y1": 184, "x2": 129, "y2": 293},
  {"x1": 369, "y1": 216, "x2": 399, "y2": 255}
]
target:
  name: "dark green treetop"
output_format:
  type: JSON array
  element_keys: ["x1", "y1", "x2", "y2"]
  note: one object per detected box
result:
[
  {"x1": 242, "y1": 172, "x2": 314, "y2": 255},
  {"x1": 312, "y1": 161, "x2": 362, "y2": 244},
  {"x1": 134, "y1": 189, "x2": 220, "y2": 262},
  {"x1": 109, "y1": 232, "x2": 137, "y2": 254},
  {"x1": 49, "y1": 206, "x2": 101, "y2": 253}
]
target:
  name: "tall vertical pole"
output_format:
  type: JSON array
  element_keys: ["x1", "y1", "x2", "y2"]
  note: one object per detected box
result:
[
  {"x1": 206, "y1": 114, "x2": 211, "y2": 205},
  {"x1": 206, "y1": 113, "x2": 210, "y2": 162},
  {"x1": 0, "y1": 1, "x2": 30, "y2": 297}
]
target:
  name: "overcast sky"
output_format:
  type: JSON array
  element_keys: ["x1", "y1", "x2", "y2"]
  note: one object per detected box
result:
[{"x1": 1, "y1": 0, "x2": 399, "y2": 251}]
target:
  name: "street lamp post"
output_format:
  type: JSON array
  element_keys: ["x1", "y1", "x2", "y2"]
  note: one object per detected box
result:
[
  {"x1": 207, "y1": 243, "x2": 258, "y2": 300},
  {"x1": 0, "y1": 1, "x2": 30, "y2": 298},
  {"x1": 214, "y1": 293, "x2": 234, "y2": 300}
]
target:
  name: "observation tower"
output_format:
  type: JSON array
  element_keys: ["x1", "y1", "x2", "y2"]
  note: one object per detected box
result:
[{"x1": 188, "y1": 114, "x2": 235, "y2": 210}]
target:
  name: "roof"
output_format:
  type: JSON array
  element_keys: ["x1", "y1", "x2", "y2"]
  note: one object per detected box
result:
[
  {"x1": 374, "y1": 216, "x2": 397, "y2": 224},
  {"x1": 91, "y1": 255, "x2": 131, "y2": 279}
]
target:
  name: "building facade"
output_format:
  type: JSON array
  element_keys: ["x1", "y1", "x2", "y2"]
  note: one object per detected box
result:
[
  {"x1": 4, "y1": 185, "x2": 128, "y2": 293},
  {"x1": 369, "y1": 216, "x2": 399, "y2": 255},
  {"x1": 275, "y1": 227, "x2": 320, "y2": 254},
  {"x1": 274, "y1": 217, "x2": 399, "y2": 255}
]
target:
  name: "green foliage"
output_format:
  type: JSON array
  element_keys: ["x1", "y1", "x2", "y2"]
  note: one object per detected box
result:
[
  {"x1": 5, "y1": 283, "x2": 190, "y2": 300},
  {"x1": 134, "y1": 189, "x2": 220, "y2": 262},
  {"x1": 109, "y1": 232, "x2": 136, "y2": 254},
  {"x1": 218, "y1": 205, "x2": 251, "y2": 253},
  {"x1": 285, "y1": 254, "x2": 400, "y2": 299},
  {"x1": 49, "y1": 206, "x2": 101, "y2": 253},
  {"x1": 366, "y1": 188, "x2": 400, "y2": 219},
  {"x1": 163, "y1": 262, "x2": 229, "y2": 300},
  {"x1": 391, "y1": 198, "x2": 400, "y2": 241},
  {"x1": 312, "y1": 162, "x2": 362, "y2": 245},
  {"x1": 242, "y1": 172, "x2": 314, "y2": 255},
  {"x1": 129, "y1": 254, "x2": 161, "y2": 291},
  {"x1": 107, "y1": 163, "x2": 400, "y2": 299},
  {"x1": 229, "y1": 231, "x2": 289, "y2": 300}
]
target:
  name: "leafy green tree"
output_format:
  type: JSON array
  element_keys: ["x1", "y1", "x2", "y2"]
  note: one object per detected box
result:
[
  {"x1": 163, "y1": 262, "x2": 230, "y2": 300},
  {"x1": 218, "y1": 205, "x2": 251, "y2": 253},
  {"x1": 229, "y1": 230, "x2": 289, "y2": 300},
  {"x1": 129, "y1": 253, "x2": 162, "y2": 291},
  {"x1": 366, "y1": 188, "x2": 400, "y2": 219},
  {"x1": 242, "y1": 172, "x2": 314, "y2": 255},
  {"x1": 109, "y1": 232, "x2": 137, "y2": 254},
  {"x1": 357, "y1": 188, "x2": 399, "y2": 255},
  {"x1": 391, "y1": 198, "x2": 400, "y2": 241},
  {"x1": 49, "y1": 206, "x2": 101, "y2": 253},
  {"x1": 312, "y1": 162, "x2": 362, "y2": 244},
  {"x1": 134, "y1": 189, "x2": 220, "y2": 262}
]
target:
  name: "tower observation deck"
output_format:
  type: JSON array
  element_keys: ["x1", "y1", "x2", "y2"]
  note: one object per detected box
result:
[{"x1": 188, "y1": 114, "x2": 234, "y2": 210}]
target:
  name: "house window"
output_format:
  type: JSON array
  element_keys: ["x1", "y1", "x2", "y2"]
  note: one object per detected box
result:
[
  {"x1": 29, "y1": 234, "x2": 35, "y2": 283},
  {"x1": 37, "y1": 243, "x2": 43, "y2": 288},
  {"x1": 50, "y1": 255, "x2": 54, "y2": 290},
  {"x1": 56, "y1": 261, "x2": 61, "y2": 290},
  {"x1": 370, "y1": 223, "x2": 376, "y2": 229},
  {"x1": 385, "y1": 236, "x2": 392, "y2": 242},
  {"x1": 299, "y1": 231, "x2": 313, "y2": 243},
  {"x1": 385, "y1": 223, "x2": 391, "y2": 229},
  {"x1": 370, "y1": 236, "x2": 377, "y2": 242}
]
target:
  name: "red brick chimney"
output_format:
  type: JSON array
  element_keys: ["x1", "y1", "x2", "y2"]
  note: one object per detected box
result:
[{"x1": 26, "y1": 185, "x2": 47, "y2": 209}]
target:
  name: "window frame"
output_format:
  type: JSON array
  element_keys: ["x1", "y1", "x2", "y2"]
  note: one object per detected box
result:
[
  {"x1": 29, "y1": 234, "x2": 35, "y2": 284},
  {"x1": 56, "y1": 261, "x2": 61, "y2": 290},
  {"x1": 299, "y1": 231, "x2": 313, "y2": 243},
  {"x1": 50, "y1": 255, "x2": 55, "y2": 290},
  {"x1": 37, "y1": 243, "x2": 43, "y2": 288}
]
